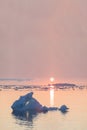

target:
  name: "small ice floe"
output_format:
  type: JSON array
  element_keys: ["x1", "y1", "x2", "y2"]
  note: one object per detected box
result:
[
  {"x1": 48, "y1": 107, "x2": 58, "y2": 111},
  {"x1": 58, "y1": 105, "x2": 69, "y2": 113}
]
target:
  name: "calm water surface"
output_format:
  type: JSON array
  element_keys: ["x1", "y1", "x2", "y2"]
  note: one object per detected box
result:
[{"x1": 0, "y1": 88, "x2": 87, "y2": 130}]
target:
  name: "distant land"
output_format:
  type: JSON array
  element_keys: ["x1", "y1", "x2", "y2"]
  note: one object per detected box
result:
[
  {"x1": 0, "y1": 80, "x2": 87, "y2": 91},
  {"x1": 0, "y1": 78, "x2": 31, "y2": 81},
  {"x1": 50, "y1": 83, "x2": 76, "y2": 87}
]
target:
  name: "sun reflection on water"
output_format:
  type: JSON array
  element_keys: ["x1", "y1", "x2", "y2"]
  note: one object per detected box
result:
[{"x1": 50, "y1": 86, "x2": 54, "y2": 107}]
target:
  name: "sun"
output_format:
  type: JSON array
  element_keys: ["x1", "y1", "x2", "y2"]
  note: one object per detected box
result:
[{"x1": 50, "y1": 77, "x2": 55, "y2": 82}]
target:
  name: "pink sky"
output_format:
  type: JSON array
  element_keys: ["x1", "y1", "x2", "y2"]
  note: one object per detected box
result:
[{"x1": 0, "y1": 0, "x2": 87, "y2": 83}]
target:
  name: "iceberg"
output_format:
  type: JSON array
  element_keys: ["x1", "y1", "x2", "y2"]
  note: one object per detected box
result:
[{"x1": 11, "y1": 92, "x2": 69, "y2": 116}]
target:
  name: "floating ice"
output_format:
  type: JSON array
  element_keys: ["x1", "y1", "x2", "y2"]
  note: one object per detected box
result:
[
  {"x1": 59, "y1": 105, "x2": 69, "y2": 113},
  {"x1": 11, "y1": 92, "x2": 69, "y2": 116}
]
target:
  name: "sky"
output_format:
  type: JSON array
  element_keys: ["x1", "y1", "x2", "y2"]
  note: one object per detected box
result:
[{"x1": 0, "y1": 0, "x2": 87, "y2": 83}]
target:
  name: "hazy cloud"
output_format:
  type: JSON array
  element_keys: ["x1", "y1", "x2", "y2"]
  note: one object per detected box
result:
[{"x1": 0, "y1": 0, "x2": 87, "y2": 82}]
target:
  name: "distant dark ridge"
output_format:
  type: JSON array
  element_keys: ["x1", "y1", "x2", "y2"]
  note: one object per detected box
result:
[
  {"x1": 48, "y1": 83, "x2": 76, "y2": 87},
  {"x1": 0, "y1": 78, "x2": 31, "y2": 81}
]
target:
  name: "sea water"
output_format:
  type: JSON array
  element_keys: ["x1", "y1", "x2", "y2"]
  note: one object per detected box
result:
[{"x1": 0, "y1": 87, "x2": 87, "y2": 130}]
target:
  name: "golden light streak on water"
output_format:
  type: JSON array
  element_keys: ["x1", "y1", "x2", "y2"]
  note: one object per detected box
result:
[{"x1": 50, "y1": 86, "x2": 54, "y2": 106}]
